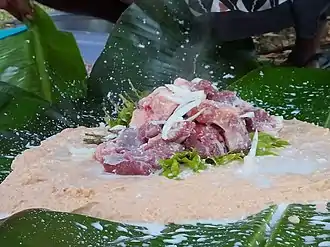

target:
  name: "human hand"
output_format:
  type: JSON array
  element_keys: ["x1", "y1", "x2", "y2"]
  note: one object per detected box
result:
[{"x1": 0, "y1": 0, "x2": 33, "y2": 21}]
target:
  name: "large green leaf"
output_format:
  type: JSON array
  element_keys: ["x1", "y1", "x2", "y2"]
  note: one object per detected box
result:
[
  {"x1": 0, "y1": 5, "x2": 87, "y2": 102},
  {"x1": 0, "y1": 206, "x2": 275, "y2": 246},
  {"x1": 266, "y1": 203, "x2": 330, "y2": 246},
  {"x1": 87, "y1": 1, "x2": 258, "y2": 108},
  {"x1": 229, "y1": 66, "x2": 330, "y2": 127},
  {"x1": 1, "y1": 2, "x2": 330, "y2": 247},
  {"x1": 87, "y1": 1, "x2": 330, "y2": 130},
  {"x1": 0, "y1": 6, "x2": 91, "y2": 183},
  {"x1": 1, "y1": 203, "x2": 329, "y2": 246},
  {"x1": 0, "y1": 82, "x2": 79, "y2": 182}
]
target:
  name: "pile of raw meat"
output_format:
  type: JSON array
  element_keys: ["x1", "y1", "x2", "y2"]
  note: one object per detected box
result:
[{"x1": 94, "y1": 78, "x2": 283, "y2": 176}]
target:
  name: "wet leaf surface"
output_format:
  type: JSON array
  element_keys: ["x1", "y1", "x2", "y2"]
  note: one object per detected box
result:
[
  {"x1": 87, "y1": 1, "x2": 258, "y2": 113},
  {"x1": 266, "y1": 203, "x2": 330, "y2": 246},
  {"x1": 0, "y1": 207, "x2": 275, "y2": 246},
  {"x1": 1, "y1": 3, "x2": 330, "y2": 247},
  {"x1": 230, "y1": 66, "x2": 330, "y2": 127},
  {"x1": 0, "y1": 6, "x2": 89, "y2": 183},
  {"x1": 1, "y1": 203, "x2": 329, "y2": 246}
]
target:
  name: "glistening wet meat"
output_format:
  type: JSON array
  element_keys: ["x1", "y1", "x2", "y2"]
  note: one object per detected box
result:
[
  {"x1": 94, "y1": 77, "x2": 284, "y2": 176},
  {"x1": 189, "y1": 100, "x2": 251, "y2": 152},
  {"x1": 130, "y1": 86, "x2": 179, "y2": 128},
  {"x1": 184, "y1": 123, "x2": 227, "y2": 157},
  {"x1": 165, "y1": 121, "x2": 196, "y2": 143},
  {"x1": 138, "y1": 123, "x2": 162, "y2": 142},
  {"x1": 95, "y1": 128, "x2": 184, "y2": 175}
]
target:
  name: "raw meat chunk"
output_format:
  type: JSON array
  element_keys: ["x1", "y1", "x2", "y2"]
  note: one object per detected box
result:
[
  {"x1": 243, "y1": 108, "x2": 283, "y2": 135},
  {"x1": 190, "y1": 100, "x2": 251, "y2": 152},
  {"x1": 184, "y1": 124, "x2": 227, "y2": 157},
  {"x1": 95, "y1": 128, "x2": 184, "y2": 176},
  {"x1": 165, "y1": 121, "x2": 196, "y2": 143},
  {"x1": 94, "y1": 77, "x2": 284, "y2": 176},
  {"x1": 138, "y1": 122, "x2": 162, "y2": 142},
  {"x1": 130, "y1": 87, "x2": 179, "y2": 127}
]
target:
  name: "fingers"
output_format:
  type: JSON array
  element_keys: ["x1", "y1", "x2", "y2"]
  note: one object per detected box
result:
[
  {"x1": 4, "y1": 0, "x2": 33, "y2": 21},
  {"x1": 14, "y1": 0, "x2": 33, "y2": 19}
]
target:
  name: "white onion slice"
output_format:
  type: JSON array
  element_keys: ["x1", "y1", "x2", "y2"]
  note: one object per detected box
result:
[
  {"x1": 109, "y1": 125, "x2": 126, "y2": 132},
  {"x1": 154, "y1": 109, "x2": 204, "y2": 127},
  {"x1": 163, "y1": 94, "x2": 188, "y2": 104},
  {"x1": 191, "y1": 78, "x2": 203, "y2": 84},
  {"x1": 243, "y1": 129, "x2": 259, "y2": 173},
  {"x1": 240, "y1": 112, "x2": 255, "y2": 118},
  {"x1": 248, "y1": 129, "x2": 258, "y2": 157},
  {"x1": 163, "y1": 88, "x2": 205, "y2": 106},
  {"x1": 165, "y1": 84, "x2": 191, "y2": 95},
  {"x1": 190, "y1": 90, "x2": 207, "y2": 101},
  {"x1": 244, "y1": 129, "x2": 259, "y2": 161},
  {"x1": 185, "y1": 108, "x2": 205, "y2": 121},
  {"x1": 162, "y1": 99, "x2": 203, "y2": 140},
  {"x1": 165, "y1": 84, "x2": 206, "y2": 100}
]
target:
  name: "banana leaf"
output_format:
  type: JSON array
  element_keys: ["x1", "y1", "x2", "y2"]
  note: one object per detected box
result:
[
  {"x1": 0, "y1": 6, "x2": 87, "y2": 102},
  {"x1": 87, "y1": 1, "x2": 330, "y2": 129},
  {"x1": 1, "y1": 1, "x2": 330, "y2": 246},
  {"x1": 87, "y1": 1, "x2": 258, "y2": 113},
  {"x1": 1, "y1": 202, "x2": 330, "y2": 246},
  {"x1": 229, "y1": 66, "x2": 330, "y2": 127},
  {"x1": 0, "y1": 5, "x2": 90, "y2": 182}
]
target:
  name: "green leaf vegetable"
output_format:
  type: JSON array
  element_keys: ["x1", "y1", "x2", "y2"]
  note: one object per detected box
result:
[
  {"x1": 160, "y1": 132, "x2": 290, "y2": 179},
  {"x1": 206, "y1": 152, "x2": 245, "y2": 166},
  {"x1": 251, "y1": 132, "x2": 290, "y2": 156},
  {"x1": 105, "y1": 93, "x2": 136, "y2": 127},
  {"x1": 159, "y1": 150, "x2": 207, "y2": 179},
  {"x1": 105, "y1": 82, "x2": 148, "y2": 127}
]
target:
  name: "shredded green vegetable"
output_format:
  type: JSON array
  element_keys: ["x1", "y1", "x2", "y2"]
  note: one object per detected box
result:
[
  {"x1": 250, "y1": 132, "x2": 290, "y2": 156},
  {"x1": 159, "y1": 150, "x2": 207, "y2": 179},
  {"x1": 160, "y1": 132, "x2": 290, "y2": 179},
  {"x1": 106, "y1": 94, "x2": 136, "y2": 127},
  {"x1": 206, "y1": 153, "x2": 244, "y2": 166},
  {"x1": 104, "y1": 86, "x2": 148, "y2": 127}
]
